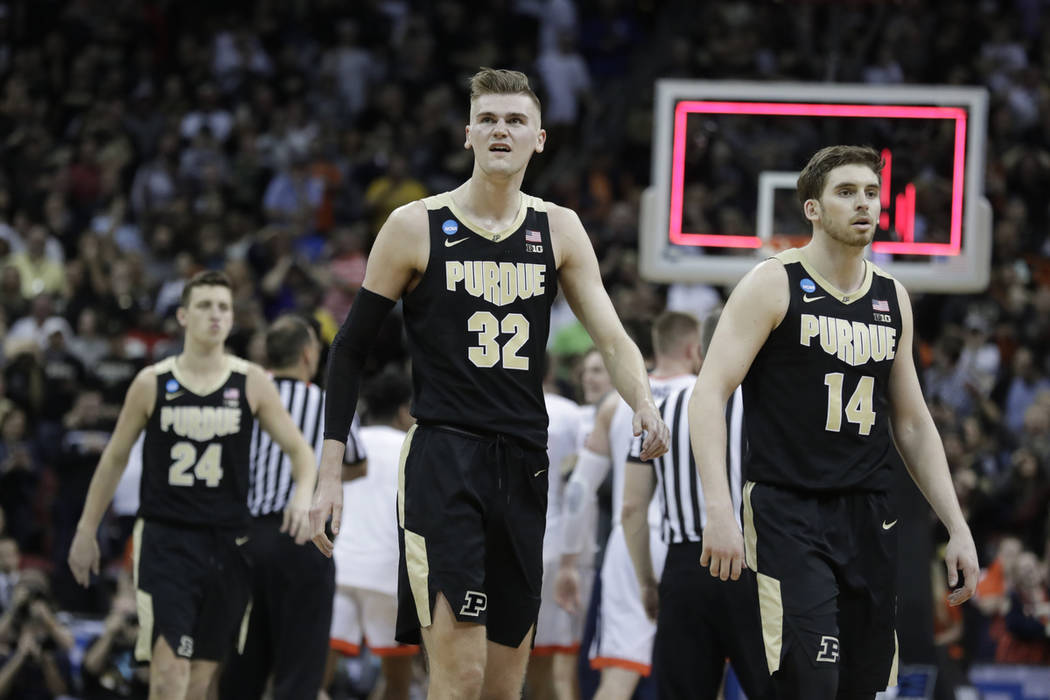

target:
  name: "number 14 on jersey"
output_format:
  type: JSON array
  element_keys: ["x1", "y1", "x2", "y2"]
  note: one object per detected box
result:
[{"x1": 824, "y1": 373, "x2": 875, "y2": 436}]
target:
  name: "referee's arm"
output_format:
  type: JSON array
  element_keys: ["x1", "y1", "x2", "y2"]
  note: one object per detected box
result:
[
  {"x1": 622, "y1": 443, "x2": 658, "y2": 621},
  {"x1": 249, "y1": 364, "x2": 316, "y2": 544}
]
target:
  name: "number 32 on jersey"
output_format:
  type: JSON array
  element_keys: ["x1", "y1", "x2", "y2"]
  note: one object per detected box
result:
[{"x1": 467, "y1": 311, "x2": 530, "y2": 370}]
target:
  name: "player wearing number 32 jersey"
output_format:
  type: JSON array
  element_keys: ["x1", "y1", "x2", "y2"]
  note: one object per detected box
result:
[
  {"x1": 313, "y1": 68, "x2": 670, "y2": 698},
  {"x1": 67, "y1": 271, "x2": 319, "y2": 700}
]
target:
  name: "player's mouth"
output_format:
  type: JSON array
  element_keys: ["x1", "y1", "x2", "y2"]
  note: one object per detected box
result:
[
  {"x1": 489, "y1": 143, "x2": 511, "y2": 153},
  {"x1": 851, "y1": 217, "x2": 871, "y2": 229}
]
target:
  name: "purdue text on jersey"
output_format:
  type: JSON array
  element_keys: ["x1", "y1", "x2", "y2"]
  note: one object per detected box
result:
[{"x1": 402, "y1": 193, "x2": 558, "y2": 449}]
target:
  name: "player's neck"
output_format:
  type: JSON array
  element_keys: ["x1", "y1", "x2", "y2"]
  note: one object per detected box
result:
[
  {"x1": 650, "y1": 358, "x2": 694, "y2": 379},
  {"x1": 801, "y1": 237, "x2": 867, "y2": 295},
  {"x1": 455, "y1": 176, "x2": 524, "y2": 225},
  {"x1": 178, "y1": 339, "x2": 227, "y2": 375},
  {"x1": 269, "y1": 364, "x2": 309, "y2": 383}
]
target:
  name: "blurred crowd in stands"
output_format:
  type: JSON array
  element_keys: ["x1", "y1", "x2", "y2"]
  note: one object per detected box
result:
[{"x1": 0, "y1": 0, "x2": 1048, "y2": 697}]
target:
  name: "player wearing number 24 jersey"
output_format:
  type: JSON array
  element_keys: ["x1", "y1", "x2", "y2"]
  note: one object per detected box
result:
[
  {"x1": 313, "y1": 68, "x2": 670, "y2": 698},
  {"x1": 67, "y1": 271, "x2": 318, "y2": 700},
  {"x1": 690, "y1": 145, "x2": 979, "y2": 700}
]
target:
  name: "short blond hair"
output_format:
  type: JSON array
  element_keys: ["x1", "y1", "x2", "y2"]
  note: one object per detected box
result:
[{"x1": 469, "y1": 67, "x2": 541, "y2": 114}]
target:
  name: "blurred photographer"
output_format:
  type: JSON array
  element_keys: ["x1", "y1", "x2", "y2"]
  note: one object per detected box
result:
[
  {"x1": 0, "y1": 569, "x2": 74, "y2": 699},
  {"x1": 82, "y1": 585, "x2": 148, "y2": 699}
]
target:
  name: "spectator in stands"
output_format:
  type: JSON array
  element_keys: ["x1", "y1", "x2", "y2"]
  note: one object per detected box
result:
[
  {"x1": 0, "y1": 409, "x2": 40, "y2": 553},
  {"x1": 81, "y1": 583, "x2": 148, "y2": 699},
  {"x1": 995, "y1": 550, "x2": 1050, "y2": 665},
  {"x1": 0, "y1": 568, "x2": 74, "y2": 700}
]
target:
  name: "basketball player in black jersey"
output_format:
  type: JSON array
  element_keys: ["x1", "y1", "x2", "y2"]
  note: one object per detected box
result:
[
  {"x1": 689, "y1": 146, "x2": 979, "y2": 700},
  {"x1": 68, "y1": 271, "x2": 318, "y2": 700},
  {"x1": 311, "y1": 68, "x2": 669, "y2": 699}
]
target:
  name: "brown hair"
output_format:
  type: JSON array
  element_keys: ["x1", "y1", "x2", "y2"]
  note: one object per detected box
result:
[
  {"x1": 469, "y1": 67, "x2": 541, "y2": 114},
  {"x1": 179, "y1": 270, "x2": 232, "y2": 308},
  {"x1": 652, "y1": 311, "x2": 700, "y2": 357},
  {"x1": 265, "y1": 314, "x2": 315, "y2": 369},
  {"x1": 796, "y1": 145, "x2": 884, "y2": 208}
]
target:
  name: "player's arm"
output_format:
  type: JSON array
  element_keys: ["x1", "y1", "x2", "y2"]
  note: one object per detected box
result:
[
  {"x1": 341, "y1": 418, "x2": 368, "y2": 482},
  {"x1": 313, "y1": 202, "x2": 428, "y2": 552},
  {"x1": 554, "y1": 395, "x2": 615, "y2": 613},
  {"x1": 690, "y1": 259, "x2": 787, "y2": 581},
  {"x1": 342, "y1": 460, "x2": 367, "y2": 482},
  {"x1": 888, "y1": 281, "x2": 978, "y2": 606},
  {"x1": 68, "y1": 368, "x2": 155, "y2": 587},
  {"x1": 248, "y1": 364, "x2": 317, "y2": 545},
  {"x1": 550, "y1": 205, "x2": 668, "y2": 460},
  {"x1": 622, "y1": 457, "x2": 658, "y2": 621}
]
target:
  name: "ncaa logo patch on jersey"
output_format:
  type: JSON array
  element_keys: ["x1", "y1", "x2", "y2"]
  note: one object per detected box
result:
[
  {"x1": 800, "y1": 278, "x2": 817, "y2": 294},
  {"x1": 166, "y1": 379, "x2": 179, "y2": 393},
  {"x1": 442, "y1": 219, "x2": 459, "y2": 236}
]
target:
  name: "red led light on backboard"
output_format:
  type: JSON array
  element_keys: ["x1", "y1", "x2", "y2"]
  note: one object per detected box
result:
[{"x1": 669, "y1": 101, "x2": 968, "y2": 256}]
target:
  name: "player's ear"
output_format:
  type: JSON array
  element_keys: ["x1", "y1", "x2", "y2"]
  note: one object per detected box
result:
[
  {"x1": 803, "y1": 198, "x2": 821, "y2": 222},
  {"x1": 535, "y1": 128, "x2": 546, "y2": 154},
  {"x1": 464, "y1": 124, "x2": 472, "y2": 150},
  {"x1": 175, "y1": 306, "x2": 187, "y2": 328}
]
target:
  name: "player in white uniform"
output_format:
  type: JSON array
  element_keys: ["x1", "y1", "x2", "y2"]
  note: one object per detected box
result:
[
  {"x1": 527, "y1": 373, "x2": 582, "y2": 700},
  {"x1": 329, "y1": 371, "x2": 418, "y2": 700},
  {"x1": 554, "y1": 312, "x2": 702, "y2": 699},
  {"x1": 533, "y1": 348, "x2": 610, "y2": 699}
]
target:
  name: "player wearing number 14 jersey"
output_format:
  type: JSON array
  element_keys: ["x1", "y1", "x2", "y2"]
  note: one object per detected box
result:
[
  {"x1": 68, "y1": 271, "x2": 318, "y2": 700},
  {"x1": 690, "y1": 145, "x2": 979, "y2": 700},
  {"x1": 312, "y1": 68, "x2": 669, "y2": 698}
]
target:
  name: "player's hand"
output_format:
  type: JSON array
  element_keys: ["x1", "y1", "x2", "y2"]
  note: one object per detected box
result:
[
  {"x1": 68, "y1": 529, "x2": 100, "y2": 588},
  {"x1": 633, "y1": 403, "x2": 669, "y2": 461},
  {"x1": 945, "y1": 528, "x2": 979, "y2": 607},
  {"x1": 553, "y1": 564, "x2": 581, "y2": 614},
  {"x1": 282, "y1": 488, "x2": 313, "y2": 545},
  {"x1": 309, "y1": 474, "x2": 342, "y2": 557},
  {"x1": 640, "y1": 579, "x2": 659, "y2": 622},
  {"x1": 699, "y1": 509, "x2": 745, "y2": 581}
]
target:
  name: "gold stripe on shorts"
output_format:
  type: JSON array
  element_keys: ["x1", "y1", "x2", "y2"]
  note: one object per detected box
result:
[
  {"x1": 404, "y1": 529, "x2": 431, "y2": 628},
  {"x1": 132, "y1": 519, "x2": 154, "y2": 662}
]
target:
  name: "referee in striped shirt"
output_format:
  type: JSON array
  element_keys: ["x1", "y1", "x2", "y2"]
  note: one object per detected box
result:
[
  {"x1": 219, "y1": 315, "x2": 367, "y2": 700},
  {"x1": 621, "y1": 308, "x2": 775, "y2": 700}
]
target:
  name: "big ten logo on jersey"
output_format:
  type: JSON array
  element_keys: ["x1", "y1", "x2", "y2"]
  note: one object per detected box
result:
[
  {"x1": 799, "y1": 314, "x2": 897, "y2": 368},
  {"x1": 160, "y1": 405, "x2": 242, "y2": 441},
  {"x1": 445, "y1": 261, "x2": 546, "y2": 307}
]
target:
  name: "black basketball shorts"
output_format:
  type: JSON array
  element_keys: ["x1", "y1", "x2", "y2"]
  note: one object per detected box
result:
[
  {"x1": 132, "y1": 518, "x2": 252, "y2": 662},
  {"x1": 742, "y1": 481, "x2": 899, "y2": 694},
  {"x1": 395, "y1": 424, "x2": 548, "y2": 648}
]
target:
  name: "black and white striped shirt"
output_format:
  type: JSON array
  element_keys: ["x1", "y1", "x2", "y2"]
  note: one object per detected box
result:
[
  {"x1": 248, "y1": 377, "x2": 366, "y2": 517},
  {"x1": 629, "y1": 384, "x2": 744, "y2": 544}
]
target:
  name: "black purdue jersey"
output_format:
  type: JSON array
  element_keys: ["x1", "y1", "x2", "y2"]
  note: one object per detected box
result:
[
  {"x1": 139, "y1": 356, "x2": 254, "y2": 527},
  {"x1": 402, "y1": 192, "x2": 558, "y2": 450},
  {"x1": 743, "y1": 249, "x2": 903, "y2": 492}
]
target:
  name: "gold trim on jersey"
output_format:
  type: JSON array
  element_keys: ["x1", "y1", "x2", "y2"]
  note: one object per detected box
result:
[
  {"x1": 237, "y1": 599, "x2": 253, "y2": 654},
  {"x1": 743, "y1": 481, "x2": 758, "y2": 571},
  {"x1": 132, "y1": 519, "x2": 154, "y2": 662},
  {"x1": 156, "y1": 354, "x2": 249, "y2": 397},
  {"x1": 423, "y1": 191, "x2": 547, "y2": 242},
  {"x1": 757, "y1": 573, "x2": 784, "y2": 675},
  {"x1": 397, "y1": 425, "x2": 417, "y2": 527},
  {"x1": 776, "y1": 249, "x2": 874, "y2": 305},
  {"x1": 888, "y1": 630, "x2": 899, "y2": 687}
]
